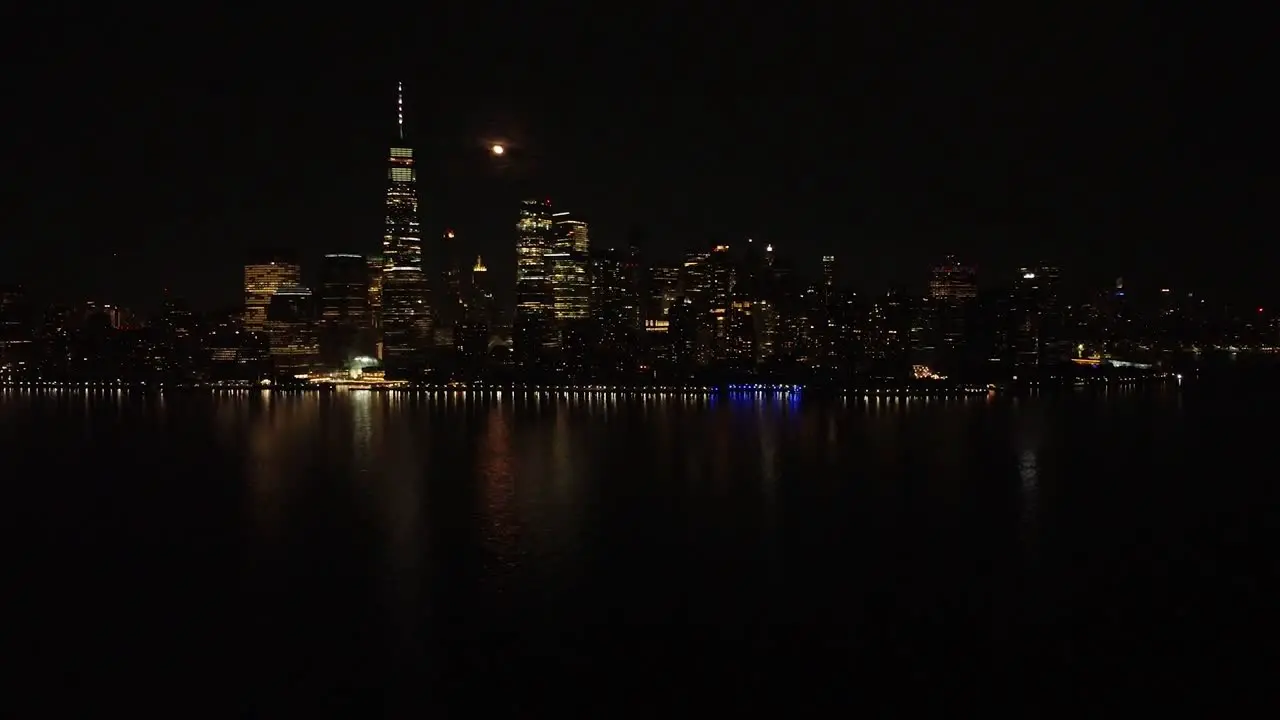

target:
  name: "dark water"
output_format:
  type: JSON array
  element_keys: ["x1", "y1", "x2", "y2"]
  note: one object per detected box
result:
[{"x1": 5, "y1": 385, "x2": 1276, "y2": 713}]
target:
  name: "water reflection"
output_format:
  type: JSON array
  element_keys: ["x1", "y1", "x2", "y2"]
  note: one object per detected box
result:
[
  {"x1": 244, "y1": 393, "x2": 318, "y2": 540},
  {"x1": 754, "y1": 399, "x2": 782, "y2": 574},
  {"x1": 350, "y1": 390, "x2": 375, "y2": 468},
  {"x1": 7, "y1": 389, "x2": 1097, "y2": 649},
  {"x1": 370, "y1": 393, "x2": 427, "y2": 639},
  {"x1": 1018, "y1": 449, "x2": 1039, "y2": 529},
  {"x1": 709, "y1": 402, "x2": 733, "y2": 492},
  {"x1": 477, "y1": 406, "x2": 520, "y2": 587},
  {"x1": 755, "y1": 397, "x2": 781, "y2": 493},
  {"x1": 550, "y1": 406, "x2": 582, "y2": 507},
  {"x1": 1013, "y1": 403, "x2": 1044, "y2": 547}
]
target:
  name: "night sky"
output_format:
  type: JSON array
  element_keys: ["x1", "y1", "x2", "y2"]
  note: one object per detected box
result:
[{"x1": 5, "y1": 6, "x2": 1270, "y2": 312}]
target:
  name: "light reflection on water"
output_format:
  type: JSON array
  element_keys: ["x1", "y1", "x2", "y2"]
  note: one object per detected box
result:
[
  {"x1": 9, "y1": 387, "x2": 1196, "y2": 613},
  {"x1": 1015, "y1": 403, "x2": 1044, "y2": 543},
  {"x1": 373, "y1": 393, "x2": 428, "y2": 639},
  {"x1": 478, "y1": 405, "x2": 520, "y2": 586},
  {"x1": 7, "y1": 383, "x2": 1258, "y2": 709},
  {"x1": 245, "y1": 392, "x2": 315, "y2": 542},
  {"x1": 1019, "y1": 449, "x2": 1039, "y2": 533}
]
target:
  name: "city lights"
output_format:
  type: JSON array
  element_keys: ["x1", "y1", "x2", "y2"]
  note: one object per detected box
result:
[{"x1": 2, "y1": 84, "x2": 1266, "y2": 396}]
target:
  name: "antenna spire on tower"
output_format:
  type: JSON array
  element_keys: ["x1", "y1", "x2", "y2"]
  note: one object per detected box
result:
[{"x1": 397, "y1": 81, "x2": 404, "y2": 139}]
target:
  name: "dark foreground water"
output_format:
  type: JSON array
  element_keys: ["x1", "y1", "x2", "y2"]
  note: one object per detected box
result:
[{"x1": 5, "y1": 384, "x2": 1276, "y2": 713}]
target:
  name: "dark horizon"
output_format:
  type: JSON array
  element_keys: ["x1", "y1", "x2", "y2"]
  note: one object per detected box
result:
[{"x1": 5, "y1": 6, "x2": 1271, "y2": 313}]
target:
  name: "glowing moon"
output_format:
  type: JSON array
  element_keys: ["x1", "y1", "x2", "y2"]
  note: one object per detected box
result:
[{"x1": 490, "y1": 144, "x2": 505, "y2": 156}]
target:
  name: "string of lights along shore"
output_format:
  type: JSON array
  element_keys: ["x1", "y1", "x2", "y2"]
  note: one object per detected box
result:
[{"x1": 1, "y1": 82, "x2": 1277, "y2": 389}]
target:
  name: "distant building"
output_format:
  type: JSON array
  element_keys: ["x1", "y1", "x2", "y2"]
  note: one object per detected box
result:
[
  {"x1": 265, "y1": 284, "x2": 318, "y2": 374},
  {"x1": 366, "y1": 254, "x2": 384, "y2": 329},
  {"x1": 0, "y1": 284, "x2": 33, "y2": 368},
  {"x1": 379, "y1": 83, "x2": 431, "y2": 376},
  {"x1": 929, "y1": 256, "x2": 977, "y2": 301},
  {"x1": 549, "y1": 213, "x2": 590, "y2": 321},
  {"x1": 926, "y1": 255, "x2": 977, "y2": 360},
  {"x1": 319, "y1": 253, "x2": 369, "y2": 368},
  {"x1": 244, "y1": 256, "x2": 301, "y2": 331},
  {"x1": 435, "y1": 229, "x2": 465, "y2": 346},
  {"x1": 514, "y1": 198, "x2": 557, "y2": 365}
]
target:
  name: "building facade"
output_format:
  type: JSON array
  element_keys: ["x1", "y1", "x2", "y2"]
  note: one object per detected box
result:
[
  {"x1": 244, "y1": 257, "x2": 301, "y2": 331},
  {"x1": 549, "y1": 213, "x2": 590, "y2": 321},
  {"x1": 379, "y1": 83, "x2": 431, "y2": 375},
  {"x1": 514, "y1": 198, "x2": 556, "y2": 364},
  {"x1": 319, "y1": 253, "x2": 369, "y2": 368}
]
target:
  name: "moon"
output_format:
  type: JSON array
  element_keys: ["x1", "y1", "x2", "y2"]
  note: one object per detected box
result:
[{"x1": 490, "y1": 144, "x2": 505, "y2": 156}]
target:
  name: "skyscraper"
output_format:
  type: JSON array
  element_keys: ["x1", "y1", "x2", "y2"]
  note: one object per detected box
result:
[
  {"x1": 0, "y1": 284, "x2": 33, "y2": 368},
  {"x1": 457, "y1": 256, "x2": 494, "y2": 366},
  {"x1": 469, "y1": 256, "x2": 493, "y2": 324},
  {"x1": 1013, "y1": 264, "x2": 1064, "y2": 365},
  {"x1": 707, "y1": 245, "x2": 736, "y2": 359},
  {"x1": 435, "y1": 228, "x2": 465, "y2": 346},
  {"x1": 590, "y1": 246, "x2": 643, "y2": 373},
  {"x1": 244, "y1": 255, "x2": 301, "y2": 331},
  {"x1": 379, "y1": 82, "x2": 431, "y2": 375},
  {"x1": 555, "y1": 214, "x2": 590, "y2": 254},
  {"x1": 514, "y1": 198, "x2": 556, "y2": 364},
  {"x1": 383, "y1": 84, "x2": 422, "y2": 271},
  {"x1": 926, "y1": 255, "x2": 977, "y2": 359},
  {"x1": 928, "y1": 256, "x2": 977, "y2": 301},
  {"x1": 549, "y1": 212, "x2": 590, "y2": 321},
  {"x1": 319, "y1": 253, "x2": 370, "y2": 367},
  {"x1": 647, "y1": 263, "x2": 680, "y2": 323},
  {"x1": 366, "y1": 254, "x2": 384, "y2": 329},
  {"x1": 265, "y1": 284, "x2": 319, "y2": 374}
]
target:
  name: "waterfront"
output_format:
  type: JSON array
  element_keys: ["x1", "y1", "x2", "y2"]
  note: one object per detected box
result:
[{"x1": 4, "y1": 383, "x2": 1273, "y2": 712}]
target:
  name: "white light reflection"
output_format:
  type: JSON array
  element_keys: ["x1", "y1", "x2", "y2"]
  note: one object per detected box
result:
[
  {"x1": 1018, "y1": 448, "x2": 1039, "y2": 531},
  {"x1": 478, "y1": 406, "x2": 521, "y2": 587}
]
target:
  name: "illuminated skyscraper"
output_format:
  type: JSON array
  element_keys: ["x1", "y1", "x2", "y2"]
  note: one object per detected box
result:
[
  {"x1": 549, "y1": 212, "x2": 589, "y2": 321},
  {"x1": 514, "y1": 198, "x2": 556, "y2": 364},
  {"x1": 707, "y1": 245, "x2": 736, "y2": 359},
  {"x1": 644, "y1": 263, "x2": 681, "y2": 363},
  {"x1": 379, "y1": 83, "x2": 431, "y2": 374},
  {"x1": 383, "y1": 84, "x2": 422, "y2": 271},
  {"x1": 244, "y1": 256, "x2": 301, "y2": 331},
  {"x1": 554, "y1": 214, "x2": 590, "y2": 254},
  {"x1": 928, "y1": 255, "x2": 977, "y2": 301},
  {"x1": 926, "y1": 255, "x2": 977, "y2": 356},
  {"x1": 366, "y1": 254, "x2": 384, "y2": 328},
  {"x1": 0, "y1": 284, "x2": 33, "y2": 368},
  {"x1": 469, "y1": 256, "x2": 494, "y2": 324},
  {"x1": 647, "y1": 262, "x2": 680, "y2": 322},
  {"x1": 682, "y1": 250, "x2": 711, "y2": 302},
  {"x1": 457, "y1": 256, "x2": 494, "y2": 366}
]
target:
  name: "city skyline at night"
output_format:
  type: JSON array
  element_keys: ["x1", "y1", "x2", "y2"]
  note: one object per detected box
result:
[
  {"x1": 3, "y1": 73, "x2": 1278, "y2": 390},
  {"x1": 4, "y1": 12, "x2": 1274, "y2": 716},
  {"x1": 6, "y1": 7, "x2": 1273, "y2": 315}
]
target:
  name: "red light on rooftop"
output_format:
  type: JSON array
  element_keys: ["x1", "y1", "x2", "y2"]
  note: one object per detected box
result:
[{"x1": 1259, "y1": 307, "x2": 1265, "y2": 313}]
